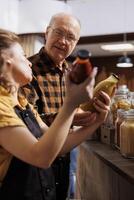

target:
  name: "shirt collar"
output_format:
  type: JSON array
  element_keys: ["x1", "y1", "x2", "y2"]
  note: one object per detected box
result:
[{"x1": 38, "y1": 47, "x2": 68, "y2": 73}]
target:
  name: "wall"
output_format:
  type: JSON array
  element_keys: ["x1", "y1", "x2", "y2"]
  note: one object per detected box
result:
[
  {"x1": 68, "y1": 0, "x2": 134, "y2": 36},
  {"x1": 0, "y1": 0, "x2": 19, "y2": 32},
  {"x1": 91, "y1": 55, "x2": 134, "y2": 91},
  {"x1": 0, "y1": 0, "x2": 134, "y2": 36},
  {"x1": 18, "y1": 0, "x2": 72, "y2": 33}
]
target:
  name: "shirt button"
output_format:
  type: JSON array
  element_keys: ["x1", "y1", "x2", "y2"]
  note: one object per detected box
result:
[
  {"x1": 46, "y1": 188, "x2": 51, "y2": 193},
  {"x1": 25, "y1": 113, "x2": 29, "y2": 117}
]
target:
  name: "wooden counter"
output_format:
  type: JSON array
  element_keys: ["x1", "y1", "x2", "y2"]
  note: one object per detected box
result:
[{"x1": 76, "y1": 141, "x2": 134, "y2": 200}]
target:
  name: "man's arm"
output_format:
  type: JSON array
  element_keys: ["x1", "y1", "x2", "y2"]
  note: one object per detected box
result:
[{"x1": 40, "y1": 112, "x2": 57, "y2": 126}]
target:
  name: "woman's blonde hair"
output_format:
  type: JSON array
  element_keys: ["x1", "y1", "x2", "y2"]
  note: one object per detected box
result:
[{"x1": 0, "y1": 29, "x2": 20, "y2": 93}]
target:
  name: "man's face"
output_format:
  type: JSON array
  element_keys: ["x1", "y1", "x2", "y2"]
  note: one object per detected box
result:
[{"x1": 45, "y1": 16, "x2": 80, "y2": 65}]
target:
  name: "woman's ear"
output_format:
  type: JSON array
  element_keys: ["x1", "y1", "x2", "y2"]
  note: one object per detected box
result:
[
  {"x1": 0, "y1": 59, "x2": 12, "y2": 79},
  {"x1": 6, "y1": 59, "x2": 11, "y2": 65},
  {"x1": 5, "y1": 59, "x2": 13, "y2": 72}
]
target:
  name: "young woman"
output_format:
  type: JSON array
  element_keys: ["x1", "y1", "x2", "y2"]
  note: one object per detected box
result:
[{"x1": 0, "y1": 29, "x2": 110, "y2": 200}]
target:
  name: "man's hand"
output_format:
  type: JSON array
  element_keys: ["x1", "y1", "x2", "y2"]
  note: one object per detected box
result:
[
  {"x1": 93, "y1": 91, "x2": 111, "y2": 124},
  {"x1": 72, "y1": 89, "x2": 111, "y2": 127},
  {"x1": 72, "y1": 108, "x2": 96, "y2": 127}
]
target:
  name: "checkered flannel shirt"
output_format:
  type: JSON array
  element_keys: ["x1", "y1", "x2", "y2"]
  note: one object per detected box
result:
[{"x1": 23, "y1": 47, "x2": 68, "y2": 126}]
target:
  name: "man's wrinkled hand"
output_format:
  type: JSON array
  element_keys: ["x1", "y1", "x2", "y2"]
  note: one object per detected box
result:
[
  {"x1": 72, "y1": 111, "x2": 96, "y2": 127},
  {"x1": 93, "y1": 91, "x2": 111, "y2": 123}
]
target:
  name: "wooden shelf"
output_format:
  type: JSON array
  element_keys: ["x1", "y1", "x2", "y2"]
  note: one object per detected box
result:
[{"x1": 76, "y1": 141, "x2": 134, "y2": 200}]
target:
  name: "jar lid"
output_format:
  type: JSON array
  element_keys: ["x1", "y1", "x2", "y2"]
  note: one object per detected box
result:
[
  {"x1": 124, "y1": 110, "x2": 134, "y2": 119},
  {"x1": 115, "y1": 90, "x2": 129, "y2": 96},
  {"x1": 128, "y1": 92, "x2": 134, "y2": 98},
  {"x1": 77, "y1": 49, "x2": 90, "y2": 59},
  {"x1": 117, "y1": 109, "x2": 128, "y2": 117},
  {"x1": 128, "y1": 109, "x2": 134, "y2": 114},
  {"x1": 114, "y1": 94, "x2": 127, "y2": 99}
]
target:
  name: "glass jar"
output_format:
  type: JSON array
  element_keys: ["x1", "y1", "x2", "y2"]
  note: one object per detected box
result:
[
  {"x1": 120, "y1": 111, "x2": 134, "y2": 158},
  {"x1": 111, "y1": 94, "x2": 131, "y2": 124},
  {"x1": 114, "y1": 109, "x2": 127, "y2": 148},
  {"x1": 69, "y1": 49, "x2": 92, "y2": 84},
  {"x1": 116, "y1": 85, "x2": 129, "y2": 96},
  {"x1": 128, "y1": 92, "x2": 134, "y2": 109},
  {"x1": 81, "y1": 73, "x2": 119, "y2": 112}
]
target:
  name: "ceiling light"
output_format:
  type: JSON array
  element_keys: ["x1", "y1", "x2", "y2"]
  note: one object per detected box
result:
[
  {"x1": 116, "y1": 0, "x2": 133, "y2": 68},
  {"x1": 116, "y1": 56, "x2": 133, "y2": 68},
  {"x1": 101, "y1": 43, "x2": 134, "y2": 52}
]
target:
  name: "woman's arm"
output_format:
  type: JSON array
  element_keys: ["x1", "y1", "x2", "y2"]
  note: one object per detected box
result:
[
  {"x1": 0, "y1": 102, "x2": 76, "y2": 168},
  {"x1": 0, "y1": 68, "x2": 97, "y2": 169}
]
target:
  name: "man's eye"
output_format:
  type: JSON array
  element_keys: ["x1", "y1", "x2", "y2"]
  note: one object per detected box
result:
[
  {"x1": 55, "y1": 30, "x2": 63, "y2": 35},
  {"x1": 68, "y1": 35, "x2": 76, "y2": 41}
]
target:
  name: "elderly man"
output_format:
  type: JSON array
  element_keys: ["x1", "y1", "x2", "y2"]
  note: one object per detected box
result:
[{"x1": 24, "y1": 12, "x2": 95, "y2": 200}]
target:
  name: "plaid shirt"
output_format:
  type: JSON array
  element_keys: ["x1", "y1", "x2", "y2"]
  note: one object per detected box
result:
[{"x1": 23, "y1": 47, "x2": 68, "y2": 126}]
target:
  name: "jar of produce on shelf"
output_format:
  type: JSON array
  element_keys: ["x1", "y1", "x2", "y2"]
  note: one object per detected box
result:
[
  {"x1": 120, "y1": 110, "x2": 134, "y2": 158},
  {"x1": 114, "y1": 109, "x2": 128, "y2": 148}
]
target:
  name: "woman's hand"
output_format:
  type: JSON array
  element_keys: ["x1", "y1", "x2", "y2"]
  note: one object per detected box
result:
[
  {"x1": 65, "y1": 67, "x2": 98, "y2": 109},
  {"x1": 93, "y1": 91, "x2": 111, "y2": 124}
]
